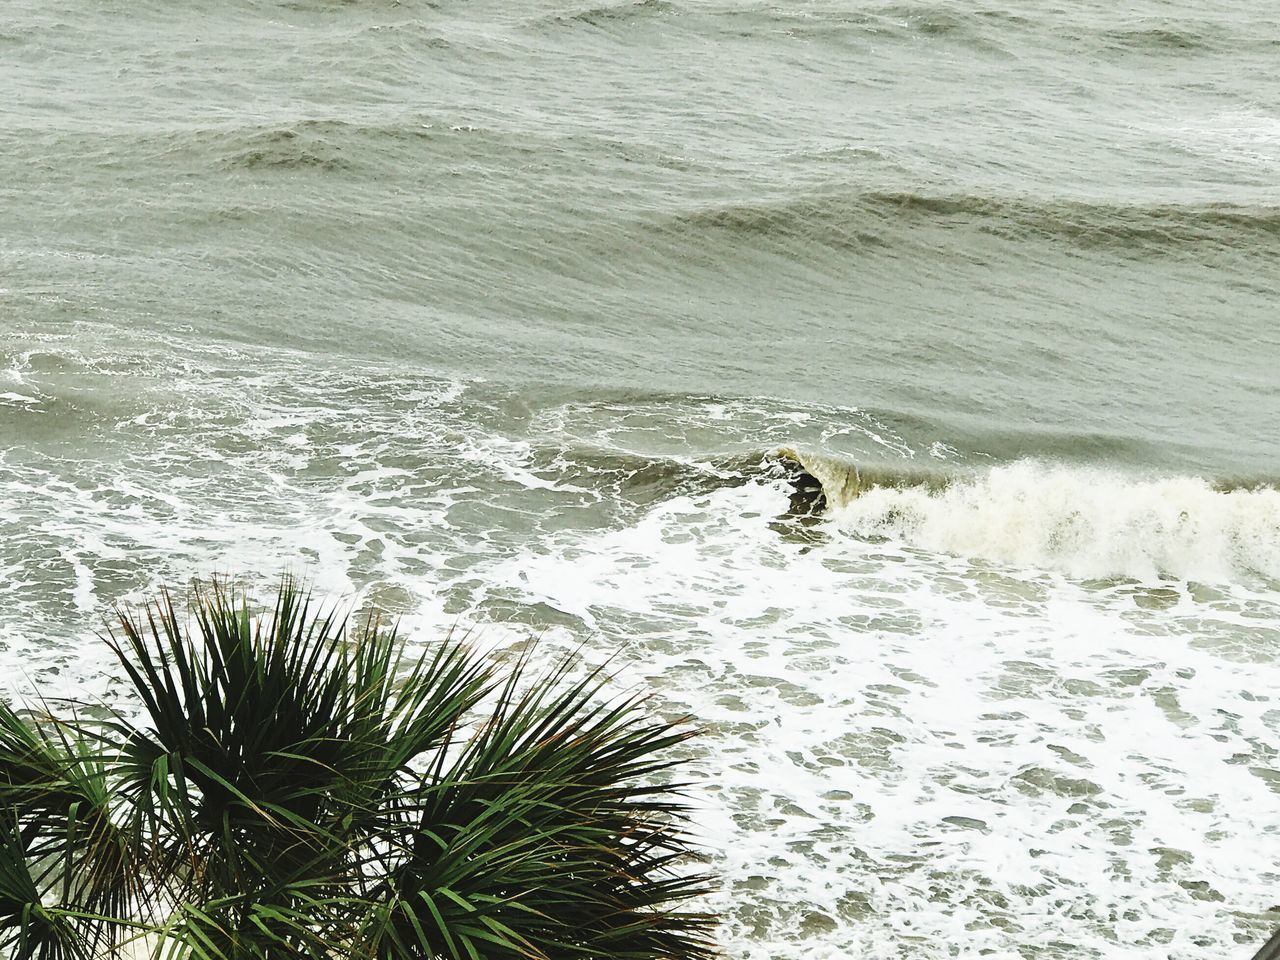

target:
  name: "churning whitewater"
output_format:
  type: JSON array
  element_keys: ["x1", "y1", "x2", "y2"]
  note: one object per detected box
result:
[
  {"x1": 1, "y1": 335, "x2": 1278, "y2": 958},
  {"x1": 4, "y1": 0, "x2": 1280, "y2": 956},
  {"x1": 784, "y1": 452, "x2": 1280, "y2": 582}
]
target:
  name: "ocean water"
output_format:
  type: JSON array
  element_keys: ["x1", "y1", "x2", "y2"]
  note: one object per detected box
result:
[{"x1": 3, "y1": 0, "x2": 1280, "y2": 956}]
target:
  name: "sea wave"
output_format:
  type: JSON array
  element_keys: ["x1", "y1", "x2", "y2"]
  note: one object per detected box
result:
[
  {"x1": 787, "y1": 454, "x2": 1280, "y2": 582},
  {"x1": 502, "y1": 441, "x2": 1280, "y2": 583},
  {"x1": 1101, "y1": 26, "x2": 1212, "y2": 51},
  {"x1": 547, "y1": 0, "x2": 675, "y2": 28},
  {"x1": 672, "y1": 191, "x2": 1280, "y2": 254}
]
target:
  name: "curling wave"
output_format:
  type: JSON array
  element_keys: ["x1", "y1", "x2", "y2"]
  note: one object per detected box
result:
[
  {"x1": 802, "y1": 458, "x2": 1280, "y2": 582},
  {"x1": 532, "y1": 445, "x2": 1280, "y2": 583}
]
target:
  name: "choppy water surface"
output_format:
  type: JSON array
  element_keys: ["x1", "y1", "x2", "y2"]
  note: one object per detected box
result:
[{"x1": 3, "y1": 1, "x2": 1280, "y2": 957}]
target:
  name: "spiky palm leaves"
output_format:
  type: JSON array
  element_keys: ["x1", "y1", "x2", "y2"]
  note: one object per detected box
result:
[
  {"x1": 0, "y1": 697, "x2": 130, "y2": 960},
  {"x1": 0, "y1": 581, "x2": 715, "y2": 960}
]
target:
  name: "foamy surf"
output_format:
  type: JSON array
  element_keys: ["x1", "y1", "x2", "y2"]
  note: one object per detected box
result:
[
  {"x1": 781, "y1": 451, "x2": 1280, "y2": 583},
  {"x1": 484, "y1": 477, "x2": 1280, "y2": 959},
  {"x1": 833, "y1": 462, "x2": 1280, "y2": 582},
  {"x1": 0, "y1": 330, "x2": 1277, "y2": 956}
]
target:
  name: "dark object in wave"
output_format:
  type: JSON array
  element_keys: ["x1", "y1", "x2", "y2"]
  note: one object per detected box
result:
[
  {"x1": 774, "y1": 446, "x2": 950, "y2": 511},
  {"x1": 1251, "y1": 927, "x2": 1280, "y2": 960},
  {"x1": 782, "y1": 458, "x2": 829, "y2": 518}
]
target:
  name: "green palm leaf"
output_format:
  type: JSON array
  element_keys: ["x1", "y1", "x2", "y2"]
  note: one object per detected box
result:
[
  {"x1": 0, "y1": 701, "x2": 133, "y2": 958},
  {"x1": 0, "y1": 577, "x2": 717, "y2": 960}
]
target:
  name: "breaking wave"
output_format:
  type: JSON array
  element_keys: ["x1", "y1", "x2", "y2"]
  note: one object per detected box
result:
[
  {"x1": 793, "y1": 456, "x2": 1280, "y2": 582},
  {"x1": 517, "y1": 443, "x2": 1280, "y2": 583}
]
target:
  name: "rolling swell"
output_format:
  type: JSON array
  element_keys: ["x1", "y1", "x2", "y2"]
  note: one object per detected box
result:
[
  {"x1": 194, "y1": 119, "x2": 534, "y2": 175},
  {"x1": 1102, "y1": 26, "x2": 1213, "y2": 52},
  {"x1": 672, "y1": 191, "x2": 1280, "y2": 256},
  {"x1": 528, "y1": 2, "x2": 1249, "y2": 62},
  {"x1": 546, "y1": 0, "x2": 675, "y2": 29},
  {"x1": 225, "y1": 127, "x2": 356, "y2": 172}
]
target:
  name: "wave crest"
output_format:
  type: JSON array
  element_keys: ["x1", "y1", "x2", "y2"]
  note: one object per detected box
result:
[
  {"x1": 672, "y1": 191, "x2": 1280, "y2": 255},
  {"x1": 824, "y1": 460, "x2": 1280, "y2": 582}
]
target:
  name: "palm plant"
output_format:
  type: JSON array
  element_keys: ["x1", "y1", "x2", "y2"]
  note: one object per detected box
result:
[{"x1": 0, "y1": 579, "x2": 716, "y2": 960}]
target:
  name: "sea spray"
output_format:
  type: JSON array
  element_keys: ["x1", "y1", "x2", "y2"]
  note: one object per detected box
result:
[{"x1": 827, "y1": 460, "x2": 1280, "y2": 582}]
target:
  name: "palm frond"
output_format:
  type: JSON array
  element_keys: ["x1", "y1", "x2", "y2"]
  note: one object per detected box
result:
[
  {"x1": 0, "y1": 700, "x2": 135, "y2": 956},
  {"x1": 2, "y1": 576, "x2": 717, "y2": 960},
  {"x1": 103, "y1": 578, "x2": 496, "y2": 948},
  {"x1": 364, "y1": 655, "x2": 716, "y2": 960}
]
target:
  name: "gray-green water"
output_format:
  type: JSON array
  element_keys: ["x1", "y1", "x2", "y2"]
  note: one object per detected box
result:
[{"x1": 3, "y1": 1, "x2": 1279, "y2": 957}]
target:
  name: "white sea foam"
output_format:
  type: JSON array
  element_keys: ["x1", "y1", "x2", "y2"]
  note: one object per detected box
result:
[
  {"x1": 831, "y1": 461, "x2": 1280, "y2": 583},
  {"x1": 0, "y1": 352, "x2": 1275, "y2": 958},
  {"x1": 1171, "y1": 108, "x2": 1280, "y2": 170},
  {"x1": 486, "y1": 479, "x2": 1280, "y2": 958}
]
